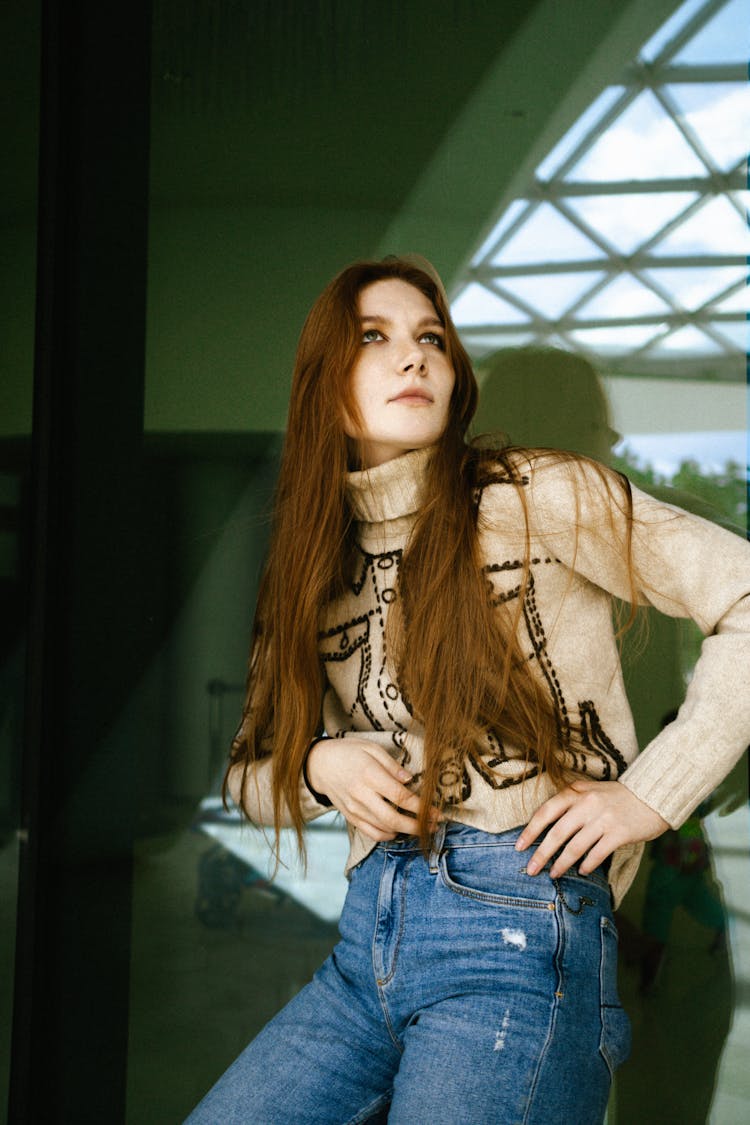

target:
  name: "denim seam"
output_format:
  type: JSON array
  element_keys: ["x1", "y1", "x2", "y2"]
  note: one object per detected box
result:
[
  {"x1": 372, "y1": 849, "x2": 389, "y2": 982},
  {"x1": 522, "y1": 895, "x2": 565, "y2": 1123},
  {"x1": 439, "y1": 855, "x2": 553, "y2": 909},
  {"x1": 377, "y1": 856, "x2": 411, "y2": 987},
  {"x1": 345, "y1": 1088, "x2": 393, "y2": 1125},
  {"x1": 598, "y1": 914, "x2": 628, "y2": 1078},
  {"x1": 375, "y1": 985, "x2": 406, "y2": 1055},
  {"x1": 371, "y1": 853, "x2": 411, "y2": 1054}
]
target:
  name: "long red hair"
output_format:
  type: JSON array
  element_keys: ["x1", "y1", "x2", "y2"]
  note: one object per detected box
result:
[{"x1": 225, "y1": 256, "x2": 635, "y2": 851}]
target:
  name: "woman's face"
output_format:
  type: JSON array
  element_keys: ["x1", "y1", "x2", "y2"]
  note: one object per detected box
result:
[{"x1": 344, "y1": 279, "x2": 456, "y2": 468}]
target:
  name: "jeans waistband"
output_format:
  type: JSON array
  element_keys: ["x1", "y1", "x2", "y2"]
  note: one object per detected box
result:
[
  {"x1": 375, "y1": 821, "x2": 611, "y2": 883},
  {"x1": 376, "y1": 822, "x2": 524, "y2": 852}
]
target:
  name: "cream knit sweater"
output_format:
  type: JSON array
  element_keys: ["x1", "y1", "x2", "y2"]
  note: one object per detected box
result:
[{"x1": 230, "y1": 446, "x2": 750, "y2": 906}]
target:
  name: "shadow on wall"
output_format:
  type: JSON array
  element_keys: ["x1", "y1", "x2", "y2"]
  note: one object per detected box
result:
[{"x1": 473, "y1": 346, "x2": 618, "y2": 462}]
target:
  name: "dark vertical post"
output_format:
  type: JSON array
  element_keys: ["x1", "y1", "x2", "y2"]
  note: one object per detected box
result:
[{"x1": 10, "y1": 2, "x2": 151, "y2": 1121}]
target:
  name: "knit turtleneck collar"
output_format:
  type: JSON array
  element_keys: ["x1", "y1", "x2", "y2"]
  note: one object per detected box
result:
[{"x1": 346, "y1": 445, "x2": 433, "y2": 524}]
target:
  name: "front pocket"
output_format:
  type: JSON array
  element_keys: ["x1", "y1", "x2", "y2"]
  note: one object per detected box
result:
[
  {"x1": 439, "y1": 845, "x2": 553, "y2": 909},
  {"x1": 599, "y1": 915, "x2": 631, "y2": 1075}
]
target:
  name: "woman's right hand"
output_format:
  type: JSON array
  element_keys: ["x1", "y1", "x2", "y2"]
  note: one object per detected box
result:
[{"x1": 306, "y1": 737, "x2": 438, "y2": 841}]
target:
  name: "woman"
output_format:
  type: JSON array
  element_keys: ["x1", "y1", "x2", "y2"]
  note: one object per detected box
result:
[{"x1": 187, "y1": 257, "x2": 750, "y2": 1124}]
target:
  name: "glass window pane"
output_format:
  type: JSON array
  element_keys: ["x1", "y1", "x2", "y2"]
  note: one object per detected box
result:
[
  {"x1": 641, "y1": 266, "x2": 748, "y2": 310},
  {"x1": 646, "y1": 323, "x2": 727, "y2": 354},
  {"x1": 115, "y1": 3, "x2": 750, "y2": 1123},
  {"x1": 674, "y1": 0, "x2": 750, "y2": 65},
  {"x1": 536, "y1": 86, "x2": 626, "y2": 180},
  {"x1": 568, "y1": 323, "x2": 665, "y2": 350},
  {"x1": 576, "y1": 273, "x2": 673, "y2": 318},
  {"x1": 639, "y1": 0, "x2": 709, "y2": 62},
  {"x1": 667, "y1": 82, "x2": 750, "y2": 174},
  {"x1": 564, "y1": 192, "x2": 699, "y2": 255},
  {"x1": 491, "y1": 203, "x2": 606, "y2": 265},
  {"x1": 1, "y1": 0, "x2": 39, "y2": 1113},
  {"x1": 614, "y1": 428, "x2": 747, "y2": 475},
  {"x1": 460, "y1": 331, "x2": 535, "y2": 359},
  {"x1": 709, "y1": 319, "x2": 748, "y2": 351},
  {"x1": 568, "y1": 90, "x2": 707, "y2": 182},
  {"x1": 451, "y1": 282, "x2": 531, "y2": 326},
  {"x1": 470, "y1": 199, "x2": 528, "y2": 265},
  {"x1": 498, "y1": 271, "x2": 605, "y2": 318},
  {"x1": 654, "y1": 195, "x2": 750, "y2": 256},
  {"x1": 710, "y1": 285, "x2": 748, "y2": 314}
]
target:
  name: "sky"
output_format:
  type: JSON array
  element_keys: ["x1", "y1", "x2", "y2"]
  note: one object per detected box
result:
[{"x1": 616, "y1": 428, "x2": 747, "y2": 477}]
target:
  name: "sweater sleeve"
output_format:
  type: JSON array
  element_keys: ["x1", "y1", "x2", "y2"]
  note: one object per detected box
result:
[
  {"x1": 527, "y1": 456, "x2": 750, "y2": 827},
  {"x1": 224, "y1": 715, "x2": 333, "y2": 826}
]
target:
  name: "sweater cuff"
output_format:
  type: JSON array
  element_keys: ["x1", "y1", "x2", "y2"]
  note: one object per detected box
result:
[{"x1": 302, "y1": 736, "x2": 333, "y2": 807}]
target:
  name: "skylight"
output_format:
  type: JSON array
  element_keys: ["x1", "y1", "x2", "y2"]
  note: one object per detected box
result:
[{"x1": 451, "y1": 0, "x2": 749, "y2": 376}]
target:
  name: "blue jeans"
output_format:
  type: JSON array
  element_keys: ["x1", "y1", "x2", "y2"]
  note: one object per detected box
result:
[{"x1": 186, "y1": 824, "x2": 630, "y2": 1124}]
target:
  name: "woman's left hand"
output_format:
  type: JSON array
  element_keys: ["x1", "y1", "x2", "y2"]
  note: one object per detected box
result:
[{"x1": 515, "y1": 780, "x2": 669, "y2": 877}]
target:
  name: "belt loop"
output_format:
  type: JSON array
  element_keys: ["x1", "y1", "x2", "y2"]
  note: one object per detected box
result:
[{"x1": 428, "y1": 822, "x2": 447, "y2": 873}]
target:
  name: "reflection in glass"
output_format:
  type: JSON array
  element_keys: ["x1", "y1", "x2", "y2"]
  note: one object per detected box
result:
[
  {"x1": 475, "y1": 344, "x2": 748, "y2": 1121},
  {"x1": 708, "y1": 320, "x2": 749, "y2": 351},
  {"x1": 123, "y1": 0, "x2": 749, "y2": 1119}
]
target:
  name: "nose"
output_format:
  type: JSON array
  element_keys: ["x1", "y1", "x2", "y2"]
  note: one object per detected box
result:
[{"x1": 400, "y1": 346, "x2": 427, "y2": 375}]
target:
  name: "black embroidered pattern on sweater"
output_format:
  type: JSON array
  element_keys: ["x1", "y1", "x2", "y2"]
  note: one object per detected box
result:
[
  {"x1": 319, "y1": 611, "x2": 381, "y2": 731},
  {"x1": 579, "y1": 699, "x2": 628, "y2": 778},
  {"x1": 467, "y1": 730, "x2": 539, "y2": 791},
  {"x1": 319, "y1": 545, "x2": 625, "y2": 797},
  {"x1": 477, "y1": 557, "x2": 625, "y2": 786},
  {"x1": 471, "y1": 471, "x2": 530, "y2": 508},
  {"x1": 319, "y1": 547, "x2": 411, "y2": 761}
]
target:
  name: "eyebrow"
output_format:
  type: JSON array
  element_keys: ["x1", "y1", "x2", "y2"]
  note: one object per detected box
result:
[{"x1": 358, "y1": 314, "x2": 444, "y2": 329}]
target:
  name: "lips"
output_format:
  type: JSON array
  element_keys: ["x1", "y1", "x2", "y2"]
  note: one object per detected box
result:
[{"x1": 390, "y1": 388, "x2": 434, "y2": 403}]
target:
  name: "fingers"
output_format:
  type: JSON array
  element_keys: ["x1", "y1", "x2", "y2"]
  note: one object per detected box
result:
[
  {"x1": 343, "y1": 797, "x2": 435, "y2": 841},
  {"x1": 347, "y1": 779, "x2": 440, "y2": 838},
  {"x1": 520, "y1": 806, "x2": 596, "y2": 877},
  {"x1": 515, "y1": 780, "x2": 669, "y2": 879},
  {"x1": 362, "y1": 742, "x2": 415, "y2": 784},
  {"x1": 514, "y1": 786, "x2": 584, "y2": 853},
  {"x1": 362, "y1": 763, "x2": 419, "y2": 815},
  {"x1": 524, "y1": 784, "x2": 615, "y2": 877},
  {"x1": 311, "y1": 737, "x2": 440, "y2": 839}
]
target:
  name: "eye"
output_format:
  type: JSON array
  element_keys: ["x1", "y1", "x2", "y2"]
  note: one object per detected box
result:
[
  {"x1": 362, "y1": 328, "x2": 384, "y2": 344},
  {"x1": 419, "y1": 331, "x2": 445, "y2": 350}
]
